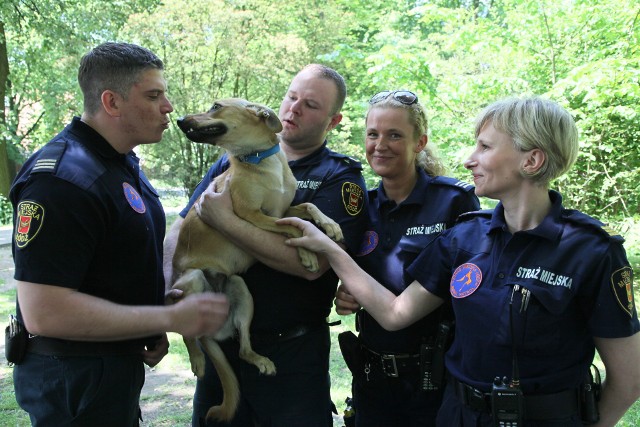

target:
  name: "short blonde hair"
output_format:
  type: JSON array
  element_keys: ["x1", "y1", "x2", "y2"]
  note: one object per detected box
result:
[{"x1": 475, "y1": 97, "x2": 579, "y2": 184}]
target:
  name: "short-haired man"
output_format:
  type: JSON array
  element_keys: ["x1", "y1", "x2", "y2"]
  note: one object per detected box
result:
[
  {"x1": 10, "y1": 42, "x2": 229, "y2": 427},
  {"x1": 164, "y1": 64, "x2": 368, "y2": 426}
]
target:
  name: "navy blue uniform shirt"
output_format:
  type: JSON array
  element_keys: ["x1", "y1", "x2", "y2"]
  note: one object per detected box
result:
[
  {"x1": 408, "y1": 191, "x2": 639, "y2": 394},
  {"x1": 355, "y1": 169, "x2": 479, "y2": 353},
  {"x1": 181, "y1": 141, "x2": 368, "y2": 330},
  {"x1": 11, "y1": 117, "x2": 166, "y2": 333}
]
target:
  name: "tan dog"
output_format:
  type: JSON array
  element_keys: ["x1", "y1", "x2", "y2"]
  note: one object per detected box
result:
[{"x1": 171, "y1": 98, "x2": 344, "y2": 422}]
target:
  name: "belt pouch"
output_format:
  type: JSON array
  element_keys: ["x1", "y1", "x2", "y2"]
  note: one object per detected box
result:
[
  {"x1": 338, "y1": 331, "x2": 364, "y2": 379},
  {"x1": 5, "y1": 316, "x2": 28, "y2": 365}
]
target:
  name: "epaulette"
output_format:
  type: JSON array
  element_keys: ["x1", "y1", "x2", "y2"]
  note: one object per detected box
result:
[
  {"x1": 562, "y1": 209, "x2": 625, "y2": 243},
  {"x1": 32, "y1": 139, "x2": 106, "y2": 191},
  {"x1": 29, "y1": 140, "x2": 67, "y2": 176},
  {"x1": 456, "y1": 209, "x2": 492, "y2": 223},
  {"x1": 432, "y1": 176, "x2": 475, "y2": 192},
  {"x1": 327, "y1": 150, "x2": 363, "y2": 168}
]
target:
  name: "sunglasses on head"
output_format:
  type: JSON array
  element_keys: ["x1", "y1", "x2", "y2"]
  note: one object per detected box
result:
[{"x1": 369, "y1": 90, "x2": 418, "y2": 105}]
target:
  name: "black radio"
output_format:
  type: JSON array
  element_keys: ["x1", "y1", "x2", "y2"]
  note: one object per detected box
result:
[{"x1": 491, "y1": 376, "x2": 523, "y2": 427}]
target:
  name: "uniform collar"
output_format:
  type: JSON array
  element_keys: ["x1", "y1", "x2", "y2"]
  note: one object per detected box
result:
[
  {"x1": 287, "y1": 140, "x2": 328, "y2": 168},
  {"x1": 374, "y1": 168, "x2": 431, "y2": 209},
  {"x1": 69, "y1": 117, "x2": 133, "y2": 161},
  {"x1": 489, "y1": 190, "x2": 564, "y2": 240}
]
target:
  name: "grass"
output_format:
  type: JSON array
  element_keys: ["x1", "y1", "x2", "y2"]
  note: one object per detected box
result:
[
  {"x1": 1, "y1": 216, "x2": 639, "y2": 425},
  {"x1": 0, "y1": 287, "x2": 28, "y2": 426}
]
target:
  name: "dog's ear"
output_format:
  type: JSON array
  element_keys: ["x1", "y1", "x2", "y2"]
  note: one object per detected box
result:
[{"x1": 247, "y1": 105, "x2": 283, "y2": 133}]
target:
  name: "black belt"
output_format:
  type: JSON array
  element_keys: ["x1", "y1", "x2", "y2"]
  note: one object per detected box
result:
[
  {"x1": 250, "y1": 322, "x2": 327, "y2": 345},
  {"x1": 451, "y1": 376, "x2": 579, "y2": 420},
  {"x1": 27, "y1": 336, "x2": 146, "y2": 356},
  {"x1": 362, "y1": 346, "x2": 421, "y2": 378}
]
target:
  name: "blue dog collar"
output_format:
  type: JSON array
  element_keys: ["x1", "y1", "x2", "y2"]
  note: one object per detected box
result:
[{"x1": 238, "y1": 144, "x2": 281, "y2": 164}]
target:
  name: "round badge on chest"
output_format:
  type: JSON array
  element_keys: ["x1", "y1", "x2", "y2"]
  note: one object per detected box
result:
[
  {"x1": 450, "y1": 263, "x2": 482, "y2": 298},
  {"x1": 123, "y1": 182, "x2": 146, "y2": 214}
]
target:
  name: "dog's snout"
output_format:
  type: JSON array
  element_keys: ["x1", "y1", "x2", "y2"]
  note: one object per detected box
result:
[{"x1": 176, "y1": 116, "x2": 187, "y2": 131}]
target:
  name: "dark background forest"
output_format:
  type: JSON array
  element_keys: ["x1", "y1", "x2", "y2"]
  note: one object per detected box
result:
[{"x1": 0, "y1": 0, "x2": 638, "y2": 226}]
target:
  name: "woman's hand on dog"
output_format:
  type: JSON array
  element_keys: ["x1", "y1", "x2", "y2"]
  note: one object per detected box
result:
[
  {"x1": 195, "y1": 176, "x2": 234, "y2": 230},
  {"x1": 277, "y1": 217, "x2": 341, "y2": 255}
]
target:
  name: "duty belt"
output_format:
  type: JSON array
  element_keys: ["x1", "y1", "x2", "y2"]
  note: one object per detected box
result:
[
  {"x1": 362, "y1": 345, "x2": 421, "y2": 378},
  {"x1": 451, "y1": 376, "x2": 579, "y2": 420},
  {"x1": 27, "y1": 335, "x2": 146, "y2": 356},
  {"x1": 250, "y1": 322, "x2": 328, "y2": 345}
]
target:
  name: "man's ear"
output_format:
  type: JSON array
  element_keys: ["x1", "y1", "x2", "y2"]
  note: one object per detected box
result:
[
  {"x1": 101, "y1": 90, "x2": 121, "y2": 117},
  {"x1": 326, "y1": 113, "x2": 343, "y2": 133},
  {"x1": 522, "y1": 148, "x2": 546, "y2": 175}
]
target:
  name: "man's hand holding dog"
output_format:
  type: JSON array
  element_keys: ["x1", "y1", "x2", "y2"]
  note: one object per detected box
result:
[
  {"x1": 334, "y1": 284, "x2": 361, "y2": 315},
  {"x1": 195, "y1": 176, "x2": 234, "y2": 230},
  {"x1": 169, "y1": 293, "x2": 230, "y2": 338}
]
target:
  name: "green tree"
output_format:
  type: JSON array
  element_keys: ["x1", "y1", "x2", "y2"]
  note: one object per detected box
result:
[
  {"x1": 0, "y1": 0, "x2": 159, "y2": 197},
  {"x1": 338, "y1": 0, "x2": 640, "y2": 216},
  {"x1": 121, "y1": 0, "x2": 352, "y2": 194}
]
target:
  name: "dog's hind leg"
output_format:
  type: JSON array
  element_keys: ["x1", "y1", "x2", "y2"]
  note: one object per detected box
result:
[
  {"x1": 184, "y1": 337, "x2": 206, "y2": 378},
  {"x1": 226, "y1": 274, "x2": 276, "y2": 375},
  {"x1": 199, "y1": 336, "x2": 241, "y2": 422}
]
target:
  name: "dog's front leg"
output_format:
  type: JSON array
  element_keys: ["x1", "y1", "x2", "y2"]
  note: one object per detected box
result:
[{"x1": 285, "y1": 203, "x2": 344, "y2": 242}]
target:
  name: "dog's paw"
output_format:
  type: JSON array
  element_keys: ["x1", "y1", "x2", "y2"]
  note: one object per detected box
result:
[
  {"x1": 320, "y1": 221, "x2": 344, "y2": 243},
  {"x1": 206, "y1": 405, "x2": 234, "y2": 422},
  {"x1": 190, "y1": 354, "x2": 206, "y2": 378},
  {"x1": 255, "y1": 357, "x2": 277, "y2": 376},
  {"x1": 298, "y1": 247, "x2": 319, "y2": 273}
]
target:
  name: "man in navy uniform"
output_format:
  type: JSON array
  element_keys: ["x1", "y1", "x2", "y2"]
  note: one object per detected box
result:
[
  {"x1": 164, "y1": 64, "x2": 369, "y2": 426},
  {"x1": 10, "y1": 42, "x2": 229, "y2": 427}
]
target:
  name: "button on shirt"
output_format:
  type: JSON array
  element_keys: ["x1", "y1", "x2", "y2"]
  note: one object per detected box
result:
[{"x1": 407, "y1": 191, "x2": 639, "y2": 394}]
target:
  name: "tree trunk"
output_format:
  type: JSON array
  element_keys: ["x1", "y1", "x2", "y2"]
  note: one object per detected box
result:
[{"x1": 0, "y1": 21, "x2": 15, "y2": 198}]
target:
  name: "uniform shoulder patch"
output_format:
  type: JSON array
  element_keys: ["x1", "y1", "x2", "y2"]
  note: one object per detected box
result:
[
  {"x1": 611, "y1": 266, "x2": 634, "y2": 317},
  {"x1": 30, "y1": 140, "x2": 67, "y2": 175},
  {"x1": 432, "y1": 176, "x2": 475, "y2": 192},
  {"x1": 563, "y1": 210, "x2": 624, "y2": 243},
  {"x1": 327, "y1": 150, "x2": 363, "y2": 169},
  {"x1": 342, "y1": 182, "x2": 365, "y2": 216},
  {"x1": 14, "y1": 201, "x2": 45, "y2": 248},
  {"x1": 457, "y1": 209, "x2": 492, "y2": 223}
]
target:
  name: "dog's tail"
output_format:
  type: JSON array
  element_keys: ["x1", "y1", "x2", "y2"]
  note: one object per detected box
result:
[{"x1": 199, "y1": 337, "x2": 241, "y2": 422}]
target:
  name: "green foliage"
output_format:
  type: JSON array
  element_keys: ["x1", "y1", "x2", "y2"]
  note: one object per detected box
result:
[
  {"x1": 0, "y1": 194, "x2": 10, "y2": 226},
  {"x1": 121, "y1": 0, "x2": 352, "y2": 194},
  {"x1": 0, "y1": 0, "x2": 162, "y2": 153},
  {"x1": 333, "y1": 0, "x2": 640, "y2": 219},
  {"x1": 550, "y1": 57, "x2": 640, "y2": 216},
  {"x1": 2, "y1": 0, "x2": 639, "y2": 215}
]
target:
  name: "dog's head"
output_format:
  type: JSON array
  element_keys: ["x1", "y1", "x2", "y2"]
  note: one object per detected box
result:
[{"x1": 177, "y1": 98, "x2": 282, "y2": 157}]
